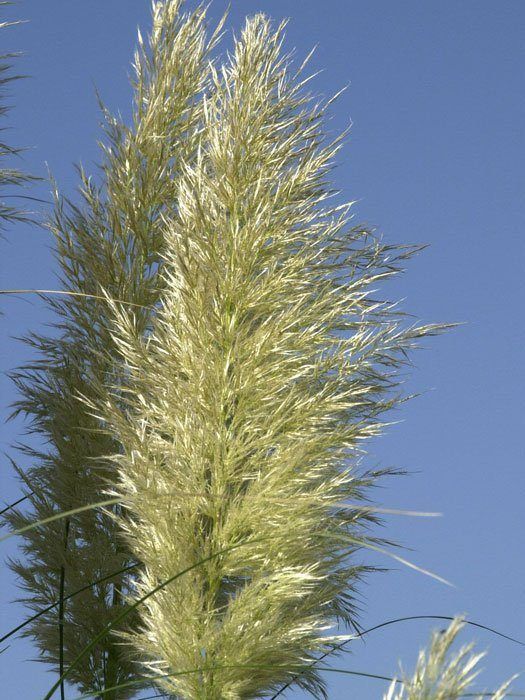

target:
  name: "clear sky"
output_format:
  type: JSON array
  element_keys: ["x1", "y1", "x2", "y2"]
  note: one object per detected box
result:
[{"x1": 1, "y1": 1, "x2": 524, "y2": 698}]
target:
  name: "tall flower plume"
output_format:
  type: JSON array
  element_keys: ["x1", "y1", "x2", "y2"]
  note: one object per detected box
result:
[
  {"x1": 101, "y1": 13, "x2": 442, "y2": 699},
  {"x1": 7, "y1": 2, "x2": 222, "y2": 696}
]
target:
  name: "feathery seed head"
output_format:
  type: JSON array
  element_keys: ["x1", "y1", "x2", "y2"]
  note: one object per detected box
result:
[
  {"x1": 384, "y1": 617, "x2": 516, "y2": 700},
  {"x1": 101, "y1": 11, "x2": 442, "y2": 699}
]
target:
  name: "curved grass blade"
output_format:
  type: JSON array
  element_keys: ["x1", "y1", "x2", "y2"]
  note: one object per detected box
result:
[
  {"x1": 0, "y1": 492, "x2": 31, "y2": 518},
  {"x1": 350, "y1": 615, "x2": 525, "y2": 649},
  {"x1": 0, "y1": 289, "x2": 154, "y2": 310},
  {"x1": 360, "y1": 540, "x2": 453, "y2": 587},
  {"x1": 270, "y1": 615, "x2": 525, "y2": 698},
  {"x1": 348, "y1": 505, "x2": 442, "y2": 517},
  {"x1": 322, "y1": 533, "x2": 453, "y2": 587},
  {"x1": 42, "y1": 538, "x2": 263, "y2": 700},
  {"x1": 0, "y1": 497, "x2": 122, "y2": 544},
  {"x1": 71, "y1": 671, "x2": 525, "y2": 700},
  {"x1": 0, "y1": 562, "x2": 138, "y2": 645},
  {"x1": 69, "y1": 665, "x2": 400, "y2": 699}
]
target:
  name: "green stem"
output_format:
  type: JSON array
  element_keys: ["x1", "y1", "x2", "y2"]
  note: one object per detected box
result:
[
  {"x1": 103, "y1": 583, "x2": 122, "y2": 700},
  {"x1": 59, "y1": 518, "x2": 71, "y2": 700}
]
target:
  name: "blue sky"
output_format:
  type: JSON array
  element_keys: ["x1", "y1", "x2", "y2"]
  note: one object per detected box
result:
[{"x1": 1, "y1": 1, "x2": 524, "y2": 698}]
